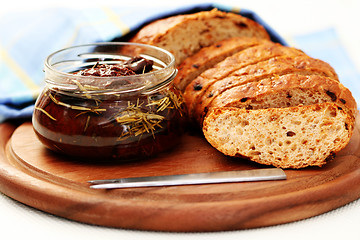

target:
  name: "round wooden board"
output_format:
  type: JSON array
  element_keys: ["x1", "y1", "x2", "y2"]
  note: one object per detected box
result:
[{"x1": 1, "y1": 120, "x2": 360, "y2": 232}]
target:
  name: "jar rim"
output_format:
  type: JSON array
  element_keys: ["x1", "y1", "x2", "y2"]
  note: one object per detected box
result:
[{"x1": 44, "y1": 42, "x2": 176, "y2": 95}]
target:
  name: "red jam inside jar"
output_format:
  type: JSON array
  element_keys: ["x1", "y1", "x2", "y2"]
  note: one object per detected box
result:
[{"x1": 32, "y1": 42, "x2": 183, "y2": 161}]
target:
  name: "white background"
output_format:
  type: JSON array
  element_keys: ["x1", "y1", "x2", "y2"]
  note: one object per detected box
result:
[{"x1": 1, "y1": 0, "x2": 360, "y2": 239}]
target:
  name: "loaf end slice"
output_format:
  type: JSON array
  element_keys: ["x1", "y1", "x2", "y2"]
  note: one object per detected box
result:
[
  {"x1": 130, "y1": 9, "x2": 270, "y2": 65},
  {"x1": 203, "y1": 103, "x2": 354, "y2": 169}
]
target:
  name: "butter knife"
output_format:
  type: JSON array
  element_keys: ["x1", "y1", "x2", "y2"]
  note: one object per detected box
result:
[{"x1": 88, "y1": 168, "x2": 286, "y2": 189}]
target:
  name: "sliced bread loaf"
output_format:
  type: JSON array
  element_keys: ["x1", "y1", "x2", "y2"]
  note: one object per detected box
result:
[
  {"x1": 131, "y1": 9, "x2": 357, "y2": 169},
  {"x1": 203, "y1": 102, "x2": 354, "y2": 168},
  {"x1": 184, "y1": 43, "x2": 307, "y2": 119},
  {"x1": 193, "y1": 56, "x2": 340, "y2": 122},
  {"x1": 200, "y1": 74, "x2": 357, "y2": 125},
  {"x1": 174, "y1": 37, "x2": 268, "y2": 91},
  {"x1": 129, "y1": 9, "x2": 270, "y2": 65}
]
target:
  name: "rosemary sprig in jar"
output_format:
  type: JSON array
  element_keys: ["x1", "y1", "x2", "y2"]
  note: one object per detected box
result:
[
  {"x1": 35, "y1": 107, "x2": 57, "y2": 121},
  {"x1": 116, "y1": 90, "x2": 183, "y2": 141},
  {"x1": 116, "y1": 101, "x2": 165, "y2": 140},
  {"x1": 48, "y1": 92, "x2": 106, "y2": 114},
  {"x1": 147, "y1": 90, "x2": 184, "y2": 115}
]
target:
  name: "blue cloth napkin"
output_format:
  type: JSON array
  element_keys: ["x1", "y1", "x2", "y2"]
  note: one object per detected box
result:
[{"x1": 0, "y1": 3, "x2": 358, "y2": 123}]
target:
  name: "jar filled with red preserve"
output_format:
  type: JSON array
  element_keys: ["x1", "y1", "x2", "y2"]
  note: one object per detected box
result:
[{"x1": 32, "y1": 42, "x2": 183, "y2": 162}]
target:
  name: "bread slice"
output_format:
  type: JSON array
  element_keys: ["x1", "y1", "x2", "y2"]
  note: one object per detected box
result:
[
  {"x1": 174, "y1": 37, "x2": 270, "y2": 91},
  {"x1": 203, "y1": 103, "x2": 354, "y2": 168},
  {"x1": 183, "y1": 43, "x2": 307, "y2": 119},
  {"x1": 199, "y1": 74, "x2": 357, "y2": 125},
  {"x1": 213, "y1": 74, "x2": 355, "y2": 113},
  {"x1": 130, "y1": 9, "x2": 270, "y2": 65},
  {"x1": 193, "y1": 56, "x2": 340, "y2": 122}
]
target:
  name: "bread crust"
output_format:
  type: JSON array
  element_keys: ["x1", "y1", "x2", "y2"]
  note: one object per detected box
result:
[
  {"x1": 130, "y1": 9, "x2": 270, "y2": 65},
  {"x1": 207, "y1": 74, "x2": 357, "y2": 121},
  {"x1": 183, "y1": 42, "x2": 308, "y2": 120},
  {"x1": 193, "y1": 55, "x2": 340, "y2": 122},
  {"x1": 174, "y1": 37, "x2": 269, "y2": 91}
]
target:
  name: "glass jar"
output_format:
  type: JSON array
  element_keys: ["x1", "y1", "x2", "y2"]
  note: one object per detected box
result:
[{"x1": 32, "y1": 42, "x2": 183, "y2": 162}]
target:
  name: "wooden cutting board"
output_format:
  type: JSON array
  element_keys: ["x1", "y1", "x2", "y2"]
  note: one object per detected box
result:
[{"x1": 0, "y1": 119, "x2": 360, "y2": 232}]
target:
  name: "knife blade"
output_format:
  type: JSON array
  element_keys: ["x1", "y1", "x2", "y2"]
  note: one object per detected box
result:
[{"x1": 88, "y1": 168, "x2": 286, "y2": 189}]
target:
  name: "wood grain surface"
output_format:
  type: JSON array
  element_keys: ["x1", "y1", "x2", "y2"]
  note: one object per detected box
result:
[{"x1": 0, "y1": 119, "x2": 360, "y2": 232}]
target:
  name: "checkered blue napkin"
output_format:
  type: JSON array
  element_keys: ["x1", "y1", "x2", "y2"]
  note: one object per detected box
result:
[{"x1": 0, "y1": 3, "x2": 358, "y2": 122}]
